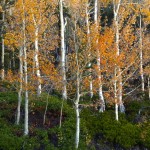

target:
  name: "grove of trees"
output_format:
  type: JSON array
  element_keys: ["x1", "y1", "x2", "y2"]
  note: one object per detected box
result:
[{"x1": 0, "y1": 0, "x2": 150, "y2": 149}]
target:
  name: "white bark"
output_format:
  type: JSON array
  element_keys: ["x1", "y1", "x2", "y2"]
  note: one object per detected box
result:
[
  {"x1": 60, "y1": 0, "x2": 67, "y2": 100},
  {"x1": 139, "y1": 13, "x2": 145, "y2": 92},
  {"x1": 118, "y1": 68, "x2": 125, "y2": 113},
  {"x1": 115, "y1": 103, "x2": 119, "y2": 121},
  {"x1": 16, "y1": 47, "x2": 23, "y2": 125},
  {"x1": 34, "y1": 27, "x2": 42, "y2": 96},
  {"x1": 22, "y1": 0, "x2": 29, "y2": 135},
  {"x1": 31, "y1": 8, "x2": 42, "y2": 96},
  {"x1": 94, "y1": 0, "x2": 105, "y2": 112},
  {"x1": 24, "y1": 81, "x2": 29, "y2": 136},
  {"x1": 75, "y1": 62, "x2": 80, "y2": 149},
  {"x1": 86, "y1": 4, "x2": 93, "y2": 98},
  {"x1": 75, "y1": 103, "x2": 80, "y2": 149},
  {"x1": 75, "y1": 64, "x2": 80, "y2": 149},
  {"x1": 114, "y1": 67, "x2": 119, "y2": 121},
  {"x1": 17, "y1": 90, "x2": 22, "y2": 125},
  {"x1": 98, "y1": 82, "x2": 105, "y2": 112},
  {"x1": 113, "y1": 0, "x2": 125, "y2": 116},
  {"x1": 74, "y1": 21, "x2": 80, "y2": 149}
]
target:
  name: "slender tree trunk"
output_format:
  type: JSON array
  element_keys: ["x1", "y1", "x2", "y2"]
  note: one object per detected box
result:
[
  {"x1": 35, "y1": 27, "x2": 42, "y2": 96},
  {"x1": 113, "y1": 0, "x2": 125, "y2": 118},
  {"x1": 118, "y1": 68, "x2": 125, "y2": 112},
  {"x1": 114, "y1": 67, "x2": 119, "y2": 121},
  {"x1": 24, "y1": 36, "x2": 29, "y2": 136},
  {"x1": 94, "y1": 0, "x2": 105, "y2": 112},
  {"x1": 60, "y1": 0, "x2": 67, "y2": 100},
  {"x1": 139, "y1": 13, "x2": 144, "y2": 92},
  {"x1": 16, "y1": 47, "x2": 23, "y2": 125},
  {"x1": 24, "y1": 79, "x2": 29, "y2": 136},
  {"x1": 1, "y1": 8, "x2": 5, "y2": 80},
  {"x1": 75, "y1": 69, "x2": 80, "y2": 149},
  {"x1": 86, "y1": 4, "x2": 93, "y2": 98},
  {"x1": 74, "y1": 21, "x2": 80, "y2": 149},
  {"x1": 75, "y1": 103, "x2": 80, "y2": 149},
  {"x1": 115, "y1": 103, "x2": 119, "y2": 121},
  {"x1": 22, "y1": 0, "x2": 29, "y2": 135},
  {"x1": 75, "y1": 62, "x2": 80, "y2": 149},
  {"x1": 75, "y1": 55, "x2": 80, "y2": 149}
]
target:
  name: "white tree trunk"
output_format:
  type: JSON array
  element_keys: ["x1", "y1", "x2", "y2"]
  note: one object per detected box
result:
[
  {"x1": 75, "y1": 64, "x2": 80, "y2": 149},
  {"x1": 74, "y1": 21, "x2": 80, "y2": 149},
  {"x1": 94, "y1": 0, "x2": 105, "y2": 112},
  {"x1": 98, "y1": 81, "x2": 105, "y2": 112},
  {"x1": 86, "y1": 4, "x2": 93, "y2": 98},
  {"x1": 118, "y1": 68, "x2": 125, "y2": 113},
  {"x1": 60, "y1": 0, "x2": 67, "y2": 100},
  {"x1": 16, "y1": 47, "x2": 23, "y2": 125},
  {"x1": 75, "y1": 103, "x2": 80, "y2": 149},
  {"x1": 35, "y1": 27, "x2": 42, "y2": 96},
  {"x1": 24, "y1": 82, "x2": 29, "y2": 136},
  {"x1": 139, "y1": 13, "x2": 145, "y2": 92},
  {"x1": 113, "y1": 0, "x2": 125, "y2": 117},
  {"x1": 22, "y1": 0, "x2": 29, "y2": 135},
  {"x1": 75, "y1": 74, "x2": 80, "y2": 149},
  {"x1": 114, "y1": 67, "x2": 119, "y2": 121},
  {"x1": 24, "y1": 38, "x2": 29, "y2": 136},
  {"x1": 115, "y1": 103, "x2": 119, "y2": 121},
  {"x1": 1, "y1": 9, "x2": 5, "y2": 80}
]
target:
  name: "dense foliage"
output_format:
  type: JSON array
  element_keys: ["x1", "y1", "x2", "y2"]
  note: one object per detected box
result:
[{"x1": 0, "y1": 91, "x2": 150, "y2": 150}]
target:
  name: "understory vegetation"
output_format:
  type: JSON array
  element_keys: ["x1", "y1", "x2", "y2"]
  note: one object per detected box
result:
[{"x1": 0, "y1": 91, "x2": 150, "y2": 150}]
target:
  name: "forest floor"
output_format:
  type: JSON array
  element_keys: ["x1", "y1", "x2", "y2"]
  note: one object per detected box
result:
[{"x1": 0, "y1": 89, "x2": 150, "y2": 150}]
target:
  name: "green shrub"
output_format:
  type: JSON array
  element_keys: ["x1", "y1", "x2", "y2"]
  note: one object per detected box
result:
[
  {"x1": 1, "y1": 91, "x2": 149, "y2": 150},
  {"x1": 116, "y1": 123, "x2": 140, "y2": 149},
  {"x1": 140, "y1": 122, "x2": 150, "y2": 149},
  {"x1": 0, "y1": 134, "x2": 23, "y2": 150},
  {"x1": 22, "y1": 136, "x2": 40, "y2": 150},
  {"x1": 81, "y1": 109, "x2": 141, "y2": 149},
  {"x1": 125, "y1": 101, "x2": 141, "y2": 121},
  {"x1": 0, "y1": 126, "x2": 23, "y2": 150},
  {"x1": 0, "y1": 92, "x2": 17, "y2": 103}
]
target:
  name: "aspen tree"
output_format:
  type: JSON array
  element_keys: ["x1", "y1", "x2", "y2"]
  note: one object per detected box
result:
[
  {"x1": 94, "y1": 0, "x2": 105, "y2": 112},
  {"x1": 4, "y1": 0, "x2": 25, "y2": 125},
  {"x1": 113, "y1": 0, "x2": 120, "y2": 120},
  {"x1": 138, "y1": 0, "x2": 150, "y2": 93},
  {"x1": 67, "y1": 1, "x2": 82, "y2": 148},
  {"x1": 142, "y1": 0, "x2": 150, "y2": 99},
  {"x1": 16, "y1": 46, "x2": 23, "y2": 125},
  {"x1": 60, "y1": 0, "x2": 67, "y2": 100},
  {"x1": 21, "y1": 0, "x2": 29, "y2": 135},
  {"x1": 66, "y1": 1, "x2": 89, "y2": 148},
  {"x1": 74, "y1": 20, "x2": 80, "y2": 149},
  {"x1": 85, "y1": 0, "x2": 93, "y2": 98},
  {"x1": 1, "y1": 0, "x2": 6, "y2": 80},
  {"x1": 30, "y1": 2, "x2": 42, "y2": 97},
  {"x1": 112, "y1": 0, "x2": 127, "y2": 120},
  {"x1": 139, "y1": 4, "x2": 145, "y2": 92}
]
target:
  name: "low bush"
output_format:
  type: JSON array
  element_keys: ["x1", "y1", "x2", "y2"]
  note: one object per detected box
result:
[
  {"x1": 140, "y1": 122, "x2": 150, "y2": 149},
  {"x1": 0, "y1": 92, "x2": 149, "y2": 150}
]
